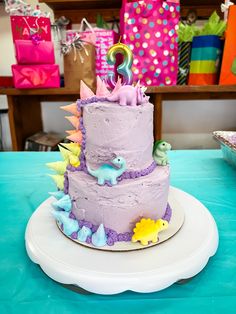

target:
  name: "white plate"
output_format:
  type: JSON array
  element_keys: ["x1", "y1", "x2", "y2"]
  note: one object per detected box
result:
[{"x1": 25, "y1": 187, "x2": 218, "y2": 295}]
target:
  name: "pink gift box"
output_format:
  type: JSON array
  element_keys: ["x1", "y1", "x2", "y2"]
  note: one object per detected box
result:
[
  {"x1": 12, "y1": 64, "x2": 60, "y2": 89},
  {"x1": 15, "y1": 40, "x2": 55, "y2": 64},
  {"x1": 10, "y1": 16, "x2": 51, "y2": 42}
]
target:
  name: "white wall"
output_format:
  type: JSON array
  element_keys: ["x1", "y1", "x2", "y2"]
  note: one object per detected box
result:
[{"x1": 0, "y1": 1, "x2": 236, "y2": 150}]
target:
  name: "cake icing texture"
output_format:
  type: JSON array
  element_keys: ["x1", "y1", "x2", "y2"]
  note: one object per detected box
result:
[{"x1": 47, "y1": 78, "x2": 171, "y2": 248}]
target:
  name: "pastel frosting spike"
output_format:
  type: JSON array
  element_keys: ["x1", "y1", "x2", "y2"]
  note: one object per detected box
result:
[
  {"x1": 77, "y1": 226, "x2": 92, "y2": 242},
  {"x1": 52, "y1": 210, "x2": 79, "y2": 236},
  {"x1": 48, "y1": 174, "x2": 65, "y2": 190},
  {"x1": 66, "y1": 130, "x2": 83, "y2": 143},
  {"x1": 91, "y1": 223, "x2": 107, "y2": 247},
  {"x1": 46, "y1": 161, "x2": 67, "y2": 174},
  {"x1": 58, "y1": 145, "x2": 70, "y2": 162},
  {"x1": 80, "y1": 80, "x2": 95, "y2": 99},
  {"x1": 60, "y1": 103, "x2": 80, "y2": 117},
  {"x1": 65, "y1": 115, "x2": 80, "y2": 130},
  {"x1": 68, "y1": 153, "x2": 80, "y2": 167},
  {"x1": 49, "y1": 191, "x2": 65, "y2": 200},
  {"x1": 62, "y1": 143, "x2": 81, "y2": 156},
  {"x1": 65, "y1": 130, "x2": 77, "y2": 135},
  {"x1": 96, "y1": 76, "x2": 111, "y2": 97},
  {"x1": 52, "y1": 194, "x2": 72, "y2": 212},
  {"x1": 111, "y1": 77, "x2": 122, "y2": 94}
]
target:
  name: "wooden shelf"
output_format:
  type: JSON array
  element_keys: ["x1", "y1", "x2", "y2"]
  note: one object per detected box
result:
[
  {"x1": 1, "y1": 85, "x2": 236, "y2": 96},
  {"x1": 40, "y1": 0, "x2": 222, "y2": 22}
]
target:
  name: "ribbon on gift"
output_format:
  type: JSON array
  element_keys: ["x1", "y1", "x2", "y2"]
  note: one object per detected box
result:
[
  {"x1": 61, "y1": 34, "x2": 89, "y2": 63},
  {"x1": 221, "y1": 0, "x2": 234, "y2": 20}
]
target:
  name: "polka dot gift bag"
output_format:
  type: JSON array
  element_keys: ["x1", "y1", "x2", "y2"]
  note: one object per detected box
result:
[{"x1": 120, "y1": 0, "x2": 180, "y2": 86}]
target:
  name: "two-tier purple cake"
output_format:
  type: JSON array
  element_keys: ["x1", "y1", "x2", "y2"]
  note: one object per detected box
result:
[{"x1": 48, "y1": 78, "x2": 171, "y2": 248}]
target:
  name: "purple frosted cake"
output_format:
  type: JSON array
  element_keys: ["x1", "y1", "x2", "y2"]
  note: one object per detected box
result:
[{"x1": 48, "y1": 78, "x2": 171, "y2": 248}]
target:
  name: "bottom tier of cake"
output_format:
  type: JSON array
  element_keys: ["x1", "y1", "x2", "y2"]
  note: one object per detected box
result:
[{"x1": 67, "y1": 165, "x2": 170, "y2": 234}]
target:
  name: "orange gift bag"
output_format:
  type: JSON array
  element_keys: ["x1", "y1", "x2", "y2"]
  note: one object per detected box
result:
[{"x1": 219, "y1": 5, "x2": 236, "y2": 85}]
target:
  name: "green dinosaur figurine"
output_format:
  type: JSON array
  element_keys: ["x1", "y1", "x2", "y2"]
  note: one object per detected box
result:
[
  {"x1": 87, "y1": 156, "x2": 126, "y2": 186},
  {"x1": 153, "y1": 140, "x2": 171, "y2": 166}
]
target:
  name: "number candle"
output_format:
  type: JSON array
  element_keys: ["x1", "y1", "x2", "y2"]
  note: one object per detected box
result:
[{"x1": 106, "y1": 40, "x2": 133, "y2": 88}]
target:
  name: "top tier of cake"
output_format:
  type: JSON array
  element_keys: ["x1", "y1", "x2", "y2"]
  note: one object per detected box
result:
[{"x1": 83, "y1": 101, "x2": 154, "y2": 170}]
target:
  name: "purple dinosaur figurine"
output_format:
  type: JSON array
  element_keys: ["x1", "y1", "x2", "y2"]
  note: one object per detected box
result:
[{"x1": 107, "y1": 84, "x2": 150, "y2": 106}]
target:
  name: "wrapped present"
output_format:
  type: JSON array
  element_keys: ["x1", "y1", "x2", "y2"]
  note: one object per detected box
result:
[
  {"x1": 15, "y1": 39, "x2": 55, "y2": 64},
  {"x1": 10, "y1": 16, "x2": 51, "y2": 42},
  {"x1": 188, "y1": 35, "x2": 223, "y2": 85},
  {"x1": 219, "y1": 5, "x2": 236, "y2": 85},
  {"x1": 62, "y1": 34, "x2": 96, "y2": 90},
  {"x1": 12, "y1": 64, "x2": 60, "y2": 89},
  {"x1": 120, "y1": 0, "x2": 180, "y2": 86}
]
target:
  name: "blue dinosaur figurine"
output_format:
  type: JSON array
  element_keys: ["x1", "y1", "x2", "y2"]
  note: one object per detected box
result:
[
  {"x1": 52, "y1": 210, "x2": 79, "y2": 236},
  {"x1": 87, "y1": 156, "x2": 126, "y2": 186}
]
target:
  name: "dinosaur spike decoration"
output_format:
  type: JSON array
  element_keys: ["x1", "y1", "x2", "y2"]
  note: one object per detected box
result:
[
  {"x1": 96, "y1": 76, "x2": 111, "y2": 97},
  {"x1": 87, "y1": 156, "x2": 126, "y2": 186},
  {"x1": 132, "y1": 218, "x2": 169, "y2": 246},
  {"x1": 58, "y1": 145, "x2": 71, "y2": 162},
  {"x1": 61, "y1": 143, "x2": 81, "y2": 156},
  {"x1": 52, "y1": 194, "x2": 72, "y2": 212},
  {"x1": 66, "y1": 130, "x2": 83, "y2": 143},
  {"x1": 65, "y1": 130, "x2": 77, "y2": 135},
  {"x1": 65, "y1": 116, "x2": 80, "y2": 130},
  {"x1": 60, "y1": 103, "x2": 80, "y2": 116},
  {"x1": 52, "y1": 210, "x2": 79, "y2": 236},
  {"x1": 49, "y1": 191, "x2": 65, "y2": 200},
  {"x1": 77, "y1": 226, "x2": 92, "y2": 242},
  {"x1": 46, "y1": 161, "x2": 67, "y2": 175},
  {"x1": 80, "y1": 80, "x2": 95, "y2": 99},
  {"x1": 91, "y1": 224, "x2": 107, "y2": 247},
  {"x1": 68, "y1": 152, "x2": 80, "y2": 167},
  {"x1": 48, "y1": 174, "x2": 65, "y2": 190}
]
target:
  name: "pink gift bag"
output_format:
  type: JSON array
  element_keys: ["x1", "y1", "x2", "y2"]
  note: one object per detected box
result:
[
  {"x1": 15, "y1": 40, "x2": 55, "y2": 64},
  {"x1": 12, "y1": 64, "x2": 60, "y2": 89},
  {"x1": 10, "y1": 16, "x2": 51, "y2": 42},
  {"x1": 120, "y1": 0, "x2": 180, "y2": 86}
]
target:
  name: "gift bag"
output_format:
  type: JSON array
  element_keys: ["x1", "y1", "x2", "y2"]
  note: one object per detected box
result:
[
  {"x1": 15, "y1": 40, "x2": 55, "y2": 64},
  {"x1": 10, "y1": 16, "x2": 51, "y2": 42},
  {"x1": 177, "y1": 42, "x2": 192, "y2": 85},
  {"x1": 67, "y1": 19, "x2": 119, "y2": 82},
  {"x1": 62, "y1": 35, "x2": 96, "y2": 90},
  {"x1": 120, "y1": 0, "x2": 180, "y2": 86},
  {"x1": 188, "y1": 35, "x2": 223, "y2": 85},
  {"x1": 219, "y1": 6, "x2": 236, "y2": 85},
  {"x1": 12, "y1": 64, "x2": 60, "y2": 89}
]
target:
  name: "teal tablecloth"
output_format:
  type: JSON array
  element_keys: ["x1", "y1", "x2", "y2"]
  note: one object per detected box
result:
[{"x1": 0, "y1": 150, "x2": 236, "y2": 314}]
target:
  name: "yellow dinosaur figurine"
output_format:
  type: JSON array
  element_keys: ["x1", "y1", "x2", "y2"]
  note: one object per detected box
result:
[{"x1": 132, "y1": 218, "x2": 168, "y2": 246}]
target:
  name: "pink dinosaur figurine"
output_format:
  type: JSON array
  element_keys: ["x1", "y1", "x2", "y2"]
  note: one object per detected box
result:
[{"x1": 107, "y1": 84, "x2": 150, "y2": 106}]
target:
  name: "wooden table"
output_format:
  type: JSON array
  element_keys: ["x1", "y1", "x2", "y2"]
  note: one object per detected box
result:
[{"x1": 1, "y1": 85, "x2": 236, "y2": 151}]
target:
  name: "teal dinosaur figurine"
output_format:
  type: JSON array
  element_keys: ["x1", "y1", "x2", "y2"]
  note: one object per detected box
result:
[
  {"x1": 153, "y1": 140, "x2": 171, "y2": 166},
  {"x1": 87, "y1": 156, "x2": 126, "y2": 186}
]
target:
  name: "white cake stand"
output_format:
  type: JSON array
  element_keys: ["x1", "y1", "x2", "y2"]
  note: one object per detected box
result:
[{"x1": 25, "y1": 187, "x2": 218, "y2": 295}]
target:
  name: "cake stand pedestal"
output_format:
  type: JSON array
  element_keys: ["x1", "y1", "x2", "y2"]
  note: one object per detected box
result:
[{"x1": 25, "y1": 187, "x2": 218, "y2": 295}]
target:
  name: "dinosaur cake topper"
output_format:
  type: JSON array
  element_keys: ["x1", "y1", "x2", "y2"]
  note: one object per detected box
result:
[
  {"x1": 87, "y1": 156, "x2": 127, "y2": 186},
  {"x1": 153, "y1": 140, "x2": 171, "y2": 166}
]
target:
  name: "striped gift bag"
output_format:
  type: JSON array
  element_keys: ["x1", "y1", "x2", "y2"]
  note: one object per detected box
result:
[
  {"x1": 188, "y1": 35, "x2": 223, "y2": 85},
  {"x1": 177, "y1": 42, "x2": 192, "y2": 85}
]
